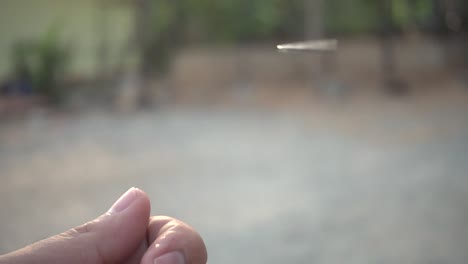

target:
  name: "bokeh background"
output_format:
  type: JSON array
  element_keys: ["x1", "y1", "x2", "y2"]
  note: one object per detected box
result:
[{"x1": 2, "y1": 0, "x2": 468, "y2": 263}]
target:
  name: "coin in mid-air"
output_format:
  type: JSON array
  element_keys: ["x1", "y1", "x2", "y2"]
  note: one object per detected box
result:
[{"x1": 277, "y1": 39, "x2": 337, "y2": 52}]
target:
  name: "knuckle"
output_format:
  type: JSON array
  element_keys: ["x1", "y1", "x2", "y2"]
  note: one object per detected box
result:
[
  {"x1": 56, "y1": 220, "x2": 94, "y2": 241},
  {"x1": 73, "y1": 221, "x2": 93, "y2": 234}
]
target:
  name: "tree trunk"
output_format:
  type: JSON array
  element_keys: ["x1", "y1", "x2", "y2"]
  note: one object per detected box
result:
[
  {"x1": 133, "y1": 0, "x2": 154, "y2": 107},
  {"x1": 379, "y1": 0, "x2": 408, "y2": 95},
  {"x1": 134, "y1": 0, "x2": 153, "y2": 77},
  {"x1": 96, "y1": 0, "x2": 109, "y2": 79}
]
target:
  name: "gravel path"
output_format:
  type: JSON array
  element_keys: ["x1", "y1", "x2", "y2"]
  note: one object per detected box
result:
[{"x1": 1, "y1": 96, "x2": 468, "y2": 263}]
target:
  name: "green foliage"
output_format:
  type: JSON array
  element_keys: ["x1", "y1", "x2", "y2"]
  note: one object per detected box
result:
[
  {"x1": 151, "y1": 0, "x2": 178, "y2": 37},
  {"x1": 325, "y1": 0, "x2": 434, "y2": 34},
  {"x1": 10, "y1": 41, "x2": 35, "y2": 83},
  {"x1": 138, "y1": 0, "x2": 436, "y2": 75},
  {"x1": 141, "y1": 0, "x2": 303, "y2": 44},
  {"x1": 184, "y1": 0, "x2": 303, "y2": 42},
  {"x1": 9, "y1": 24, "x2": 71, "y2": 103},
  {"x1": 325, "y1": 0, "x2": 380, "y2": 34},
  {"x1": 35, "y1": 25, "x2": 71, "y2": 103},
  {"x1": 145, "y1": 0, "x2": 435, "y2": 43},
  {"x1": 392, "y1": 0, "x2": 433, "y2": 28}
]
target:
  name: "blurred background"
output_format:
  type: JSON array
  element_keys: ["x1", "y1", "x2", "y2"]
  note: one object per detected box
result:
[{"x1": 1, "y1": 0, "x2": 468, "y2": 263}]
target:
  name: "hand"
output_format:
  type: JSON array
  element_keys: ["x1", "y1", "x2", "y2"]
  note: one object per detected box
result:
[{"x1": 0, "y1": 188, "x2": 207, "y2": 264}]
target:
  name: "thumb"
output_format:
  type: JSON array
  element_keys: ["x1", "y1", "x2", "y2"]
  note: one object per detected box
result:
[{"x1": 1, "y1": 187, "x2": 151, "y2": 264}]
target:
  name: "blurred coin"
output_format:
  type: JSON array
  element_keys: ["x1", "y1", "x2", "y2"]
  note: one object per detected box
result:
[{"x1": 277, "y1": 39, "x2": 337, "y2": 52}]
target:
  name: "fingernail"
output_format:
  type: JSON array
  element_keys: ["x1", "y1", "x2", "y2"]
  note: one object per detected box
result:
[
  {"x1": 108, "y1": 187, "x2": 139, "y2": 213},
  {"x1": 154, "y1": 251, "x2": 185, "y2": 264}
]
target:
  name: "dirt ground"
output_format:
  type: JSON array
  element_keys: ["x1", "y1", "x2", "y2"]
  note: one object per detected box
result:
[{"x1": 1, "y1": 82, "x2": 468, "y2": 263}]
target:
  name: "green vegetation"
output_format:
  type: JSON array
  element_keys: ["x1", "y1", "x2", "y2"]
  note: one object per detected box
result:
[
  {"x1": 9, "y1": 25, "x2": 71, "y2": 103},
  {"x1": 1, "y1": 0, "x2": 448, "y2": 98},
  {"x1": 136, "y1": 0, "x2": 437, "y2": 74},
  {"x1": 147, "y1": 0, "x2": 436, "y2": 42}
]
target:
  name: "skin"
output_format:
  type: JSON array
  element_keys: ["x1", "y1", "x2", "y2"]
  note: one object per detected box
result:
[{"x1": 0, "y1": 188, "x2": 207, "y2": 264}]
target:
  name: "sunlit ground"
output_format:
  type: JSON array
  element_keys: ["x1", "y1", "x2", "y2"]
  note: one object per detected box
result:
[{"x1": 1, "y1": 80, "x2": 468, "y2": 263}]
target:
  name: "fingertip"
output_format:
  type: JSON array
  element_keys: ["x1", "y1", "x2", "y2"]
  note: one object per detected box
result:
[
  {"x1": 141, "y1": 217, "x2": 207, "y2": 264},
  {"x1": 95, "y1": 187, "x2": 152, "y2": 262},
  {"x1": 107, "y1": 187, "x2": 151, "y2": 215},
  {"x1": 134, "y1": 187, "x2": 151, "y2": 215}
]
